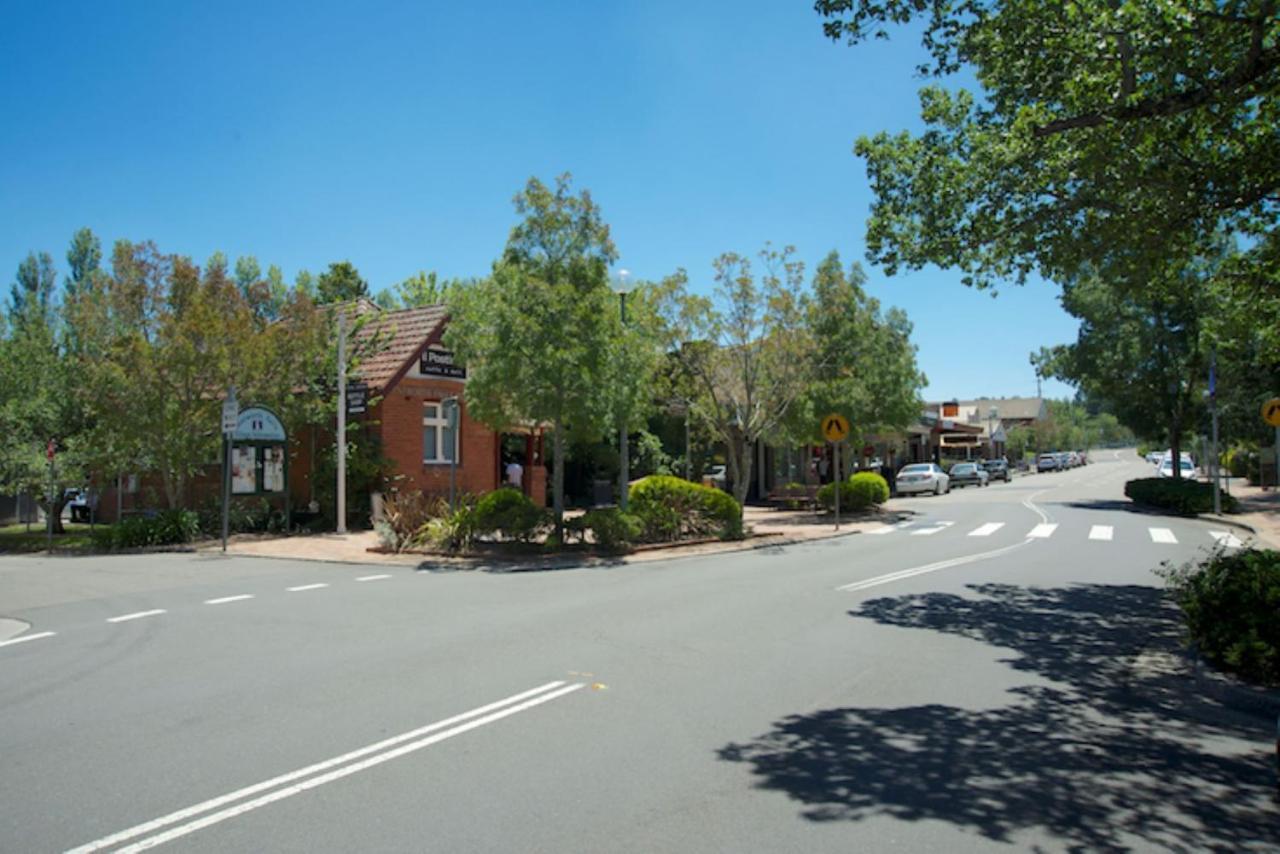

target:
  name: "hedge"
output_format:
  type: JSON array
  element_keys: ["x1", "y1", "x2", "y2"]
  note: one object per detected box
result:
[
  {"x1": 629, "y1": 475, "x2": 743, "y2": 542},
  {"x1": 472, "y1": 487, "x2": 547, "y2": 542},
  {"x1": 1159, "y1": 548, "x2": 1280, "y2": 685},
  {"x1": 579, "y1": 508, "x2": 642, "y2": 553},
  {"x1": 817, "y1": 472, "x2": 890, "y2": 512},
  {"x1": 94, "y1": 510, "x2": 201, "y2": 550},
  {"x1": 1124, "y1": 477, "x2": 1238, "y2": 515}
]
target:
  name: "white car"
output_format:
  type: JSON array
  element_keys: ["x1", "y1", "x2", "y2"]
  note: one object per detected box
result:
[
  {"x1": 896, "y1": 463, "x2": 950, "y2": 495},
  {"x1": 1158, "y1": 455, "x2": 1196, "y2": 479}
]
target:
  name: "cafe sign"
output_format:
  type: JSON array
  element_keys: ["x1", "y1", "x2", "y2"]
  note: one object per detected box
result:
[{"x1": 420, "y1": 346, "x2": 466, "y2": 379}]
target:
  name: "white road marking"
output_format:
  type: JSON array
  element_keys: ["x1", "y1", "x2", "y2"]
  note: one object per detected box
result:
[
  {"x1": 1209, "y1": 530, "x2": 1244, "y2": 549},
  {"x1": 205, "y1": 594, "x2": 254, "y2": 605},
  {"x1": 1088, "y1": 525, "x2": 1114, "y2": 541},
  {"x1": 106, "y1": 609, "x2": 167, "y2": 624},
  {"x1": 967, "y1": 522, "x2": 1005, "y2": 537},
  {"x1": 0, "y1": 631, "x2": 56, "y2": 649},
  {"x1": 286, "y1": 583, "x2": 329, "y2": 592},
  {"x1": 910, "y1": 521, "x2": 954, "y2": 536},
  {"x1": 1148, "y1": 528, "x2": 1178, "y2": 544},
  {"x1": 1027, "y1": 523, "x2": 1058, "y2": 539},
  {"x1": 356, "y1": 574, "x2": 391, "y2": 582},
  {"x1": 69, "y1": 681, "x2": 583, "y2": 854},
  {"x1": 838, "y1": 540, "x2": 1030, "y2": 593}
]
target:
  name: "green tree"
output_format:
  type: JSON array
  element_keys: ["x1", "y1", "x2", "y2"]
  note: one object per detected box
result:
[
  {"x1": 375, "y1": 271, "x2": 474, "y2": 310},
  {"x1": 65, "y1": 227, "x2": 103, "y2": 299},
  {"x1": 445, "y1": 174, "x2": 620, "y2": 535},
  {"x1": 316, "y1": 261, "x2": 369, "y2": 304},
  {"x1": 819, "y1": 1, "x2": 1280, "y2": 292},
  {"x1": 657, "y1": 244, "x2": 816, "y2": 507},
  {"x1": 8, "y1": 251, "x2": 57, "y2": 328}
]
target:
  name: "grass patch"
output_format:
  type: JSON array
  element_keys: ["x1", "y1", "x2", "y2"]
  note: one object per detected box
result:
[{"x1": 0, "y1": 522, "x2": 110, "y2": 554}]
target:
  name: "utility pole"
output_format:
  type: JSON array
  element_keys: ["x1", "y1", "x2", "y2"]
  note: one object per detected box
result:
[
  {"x1": 617, "y1": 272, "x2": 631, "y2": 512},
  {"x1": 336, "y1": 311, "x2": 347, "y2": 534}
]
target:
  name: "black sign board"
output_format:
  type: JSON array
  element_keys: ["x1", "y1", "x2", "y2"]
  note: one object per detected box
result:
[
  {"x1": 346, "y1": 382, "x2": 369, "y2": 415},
  {"x1": 420, "y1": 347, "x2": 466, "y2": 379}
]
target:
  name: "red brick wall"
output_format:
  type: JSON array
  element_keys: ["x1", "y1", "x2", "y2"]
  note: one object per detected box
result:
[{"x1": 376, "y1": 377, "x2": 499, "y2": 499}]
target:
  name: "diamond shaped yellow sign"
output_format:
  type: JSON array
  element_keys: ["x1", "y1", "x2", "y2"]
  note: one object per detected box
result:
[{"x1": 822, "y1": 414, "x2": 850, "y2": 443}]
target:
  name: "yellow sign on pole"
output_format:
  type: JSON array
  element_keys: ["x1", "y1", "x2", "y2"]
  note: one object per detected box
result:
[
  {"x1": 822, "y1": 414, "x2": 850, "y2": 443},
  {"x1": 1263, "y1": 398, "x2": 1280, "y2": 427}
]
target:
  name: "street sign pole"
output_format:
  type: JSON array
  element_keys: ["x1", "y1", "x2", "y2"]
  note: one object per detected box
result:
[
  {"x1": 336, "y1": 312, "x2": 347, "y2": 534},
  {"x1": 46, "y1": 441, "x2": 55, "y2": 552},
  {"x1": 221, "y1": 386, "x2": 238, "y2": 553},
  {"x1": 833, "y1": 440, "x2": 840, "y2": 530},
  {"x1": 1210, "y1": 352, "x2": 1220, "y2": 515}
]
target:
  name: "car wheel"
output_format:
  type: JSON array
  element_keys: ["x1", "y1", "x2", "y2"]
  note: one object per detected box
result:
[{"x1": 934, "y1": 481, "x2": 942, "y2": 495}]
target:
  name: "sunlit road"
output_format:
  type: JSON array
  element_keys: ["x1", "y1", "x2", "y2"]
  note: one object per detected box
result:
[{"x1": 2, "y1": 450, "x2": 1275, "y2": 852}]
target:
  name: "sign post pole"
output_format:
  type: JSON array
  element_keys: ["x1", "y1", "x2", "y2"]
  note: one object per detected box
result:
[
  {"x1": 46, "y1": 440, "x2": 55, "y2": 552},
  {"x1": 221, "y1": 386, "x2": 238, "y2": 553},
  {"x1": 821, "y1": 414, "x2": 851, "y2": 531},
  {"x1": 833, "y1": 440, "x2": 840, "y2": 530},
  {"x1": 1210, "y1": 353, "x2": 1220, "y2": 515},
  {"x1": 337, "y1": 312, "x2": 347, "y2": 535}
]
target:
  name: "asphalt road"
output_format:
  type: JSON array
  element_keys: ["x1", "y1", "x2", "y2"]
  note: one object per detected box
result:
[{"x1": 1, "y1": 450, "x2": 1276, "y2": 852}]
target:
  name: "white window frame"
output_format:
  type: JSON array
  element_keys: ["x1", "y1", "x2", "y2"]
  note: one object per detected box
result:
[{"x1": 422, "y1": 402, "x2": 457, "y2": 464}]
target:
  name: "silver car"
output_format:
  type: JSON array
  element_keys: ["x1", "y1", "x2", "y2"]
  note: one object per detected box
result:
[{"x1": 896, "y1": 463, "x2": 950, "y2": 495}]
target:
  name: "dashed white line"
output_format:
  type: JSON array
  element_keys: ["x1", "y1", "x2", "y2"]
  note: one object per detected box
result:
[
  {"x1": 106, "y1": 609, "x2": 167, "y2": 624},
  {"x1": 286, "y1": 583, "x2": 329, "y2": 592},
  {"x1": 1027, "y1": 523, "x2": 1058, "y2": 539},
  {"x1": 0, "y1": 631, "x2": 56, "y2": 649},
  {"x1": 1148, "y1": 528, "x2": 1178, "y2": 544},
  {"x1": 1088, "y1": 525, "x2": 1114, "y2": 541},
  {"x1": 205, "y1": 594, "x2": 255, "y2": 605},
  {"x1": 356, "y1": 574, "x2": 391, "y2": 582},
  {"x1": 1209, "y1": 530, "x2": 1244, "y2": 549},
  {"x1": 967, "y1": 522, "x2": 1005, "y2": 537},
  {"x1": 67, "y1": 680, "x2": 583, "y2": 854}
]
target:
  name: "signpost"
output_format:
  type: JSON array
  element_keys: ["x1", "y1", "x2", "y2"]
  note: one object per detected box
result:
[
  {"x1": 822, "y1": 414, "x2": 850, "y2": 529},
  {"x1": 346, "y1": 382, "x2": 369, "y2": 415},
  {"x1": 1265, "y1": 398, "x2": 1280, "y2": 490},
  {"x1": 46, "y1": 439, "x2": 55, "y2": 552},
  {"x1": 221, "y1": 387, "x2": 238, "y2": 552}
]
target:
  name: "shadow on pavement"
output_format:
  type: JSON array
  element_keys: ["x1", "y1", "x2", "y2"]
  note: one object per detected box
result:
[{"x1": 718, "y1": 583, "x2": 1279, "y2": 851}]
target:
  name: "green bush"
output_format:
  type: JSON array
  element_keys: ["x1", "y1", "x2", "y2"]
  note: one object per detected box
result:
[
  {"x1": 581, "y1": 508, "x2": 642, "y2": 552},
  {"x1": 817, "y1": 472, "x2": 890, "y2": 512},
  {"x1": 629, "y1": 475, "x2": 743, "y2": 542},
  {"x1": 96, "y1": 510, "x2": 201, "y2": 550},
  {"x1": 1159, "y1": 548, "x2": 1280, "y2": 685},
  {"x1": 472, "y1": 488, "x2": 546, "y2": 542},
  {"x1": 1124, "y1": 477, "x2": 1238, "y2": 515},
  {"x1": 417, "y1": 506, "x2": 477, "y2": 553}
]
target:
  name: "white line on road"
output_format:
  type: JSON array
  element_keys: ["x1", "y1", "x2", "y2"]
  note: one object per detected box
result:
[
  {"x1": 0, "y1": 631, "x2": 56, "y2": 649},
  {"x1": 1088, "y1": 525, "x2": 1114, "y2": 541},
  {"x1": 1209, "y1": 530, "x2": 1244, "y2": 549},
  {"x1": 286, "y1": 583, "x2": 329, "y2": 592},
  {"x1": 204, "y1": 594, "x2": 255, "y2": 605},
  {"x1": 910, "y1": 521, "x2": 954, "y2": 536},
  {"x1": 356, "y1": 574, "x2": 391, "y2": 582},
  {"x1": 837, "y1": 540, "x2": 1030, "y2": 593},
  {"x1": 1027, "y1": 523, "x2": 1058, "y2": 539},
  {"x1": 1148, "y1": 528, "x2": 1178, "y2": 544},
  {"x1": 967, "y1": 522, "x2": 1005, "y2": 537},
  {"x1": 106, "y1": 610, "x2": 167, "y2": 624},
  {"x1": 66, "y1": 680, "x2": 577, "y2": 854}
]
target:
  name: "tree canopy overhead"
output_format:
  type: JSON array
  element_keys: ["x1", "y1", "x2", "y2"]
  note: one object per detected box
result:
[{"x1": 817, "y1": 0, "x2": 1280, "y2": 290}]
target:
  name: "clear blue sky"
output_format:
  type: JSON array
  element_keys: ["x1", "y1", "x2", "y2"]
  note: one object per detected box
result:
[{"x1": 0, "y1": 0, "x2": 1076, "y2": 401}]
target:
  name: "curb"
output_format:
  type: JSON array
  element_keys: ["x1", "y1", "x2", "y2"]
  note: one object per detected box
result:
[
  {"x1": 1187, "y1": 645, "x2": 1280, "y2": 718},
  {"x1": 1196, "y1": 513, "x2": 1258, "y2": 536}
]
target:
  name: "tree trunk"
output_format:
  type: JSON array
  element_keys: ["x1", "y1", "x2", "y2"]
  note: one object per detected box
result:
[
  {"x1": 37, "y1": 495, "x2": 68, "y2": 534},
  {"x1": 730, "y1": 434, "x2": 753, "y2": 510},
  {"x1": 1170, "y1": 428, "x2": 1183, "y2": 481},
  {"x1": 552, "y1": 421, "x2": 565, "y2": 540}
]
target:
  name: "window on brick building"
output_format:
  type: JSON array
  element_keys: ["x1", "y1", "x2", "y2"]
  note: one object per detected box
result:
[{"x1": 422, "y1": 402, "x2": 456, "y2": 463}]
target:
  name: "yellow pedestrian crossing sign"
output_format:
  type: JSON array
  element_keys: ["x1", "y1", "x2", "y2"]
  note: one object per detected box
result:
[
  {"x1": 1264, "y1": 398, "x2": 1280, "y2": 427},
  {"x1": 822, "y1": 414, "x2": 850, "y2": 442}
]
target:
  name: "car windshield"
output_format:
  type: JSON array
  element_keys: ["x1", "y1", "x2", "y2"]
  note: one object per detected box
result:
[
  {"x1": 951, "y1": 464, "x2": 974, "y2": 473},
  {"x1": 900, "y1": 465, "x2": 931, "y2": 474}
]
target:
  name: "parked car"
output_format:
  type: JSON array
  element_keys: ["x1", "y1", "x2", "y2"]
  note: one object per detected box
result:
[
  {"x1": 1145, "y1": 451, "x2": 1162, "y2": 464},
  {"x1": 705, "y1": 464, "x2": 727, "y2": 490},
  {"x1": 1065, "y1": 451, "x2": 1080, "y2": 468},
  {"x1": 896, "y1": 463, "x2": 950, "y2": 495},
  {"x1": 1037, "y1": 453, "x2": 1059, "y2": 473},
  {"x1": 1058, "y1": 451, "x2": 1073, "y2": 469},
  {"x1": 982, "y1": 458, "x2": 1012, "y2": 482},
  {"x1": 1076, "y1": 450, "x2": 1088, "y2": 465},
  {"x1": 1157, "y1": 455, "x2": 1196, "y2": 479},
  {"x1": 949, "y1": 462, "x2": 989, "y2": 488}
]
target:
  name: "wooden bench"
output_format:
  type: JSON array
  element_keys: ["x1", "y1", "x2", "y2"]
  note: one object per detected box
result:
[{"x1": 767, "y1": 484, "x2": 820, "y2": 511}]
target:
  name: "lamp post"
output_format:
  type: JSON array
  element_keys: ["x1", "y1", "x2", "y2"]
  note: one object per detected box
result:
[{"x1": 613, "y1": 269, "x2": 636, "y2": 511}]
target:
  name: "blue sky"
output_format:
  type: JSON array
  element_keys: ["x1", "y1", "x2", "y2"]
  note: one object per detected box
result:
[{"x1": 0, "y1": 0, "x2": 1076, "y2": 400}]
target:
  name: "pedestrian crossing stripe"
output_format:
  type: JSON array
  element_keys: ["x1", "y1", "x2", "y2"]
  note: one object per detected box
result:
[
  {"x1": 910, "y1": 521, "x2": 954, "y2": 536},
  {"x1": 968, "y1": 523, "x2": 1005, "y2": 537},
  {"x1": 1209, "y1": 530, "x2": 1244, "y2": 549},
  {"x1": 1027, "y1": 523, "x2": 1058, "y2": 539},
  {"x1": 1149, "y1": 528, "x2": 1177, "y2": 544},
  {"x1": 1088, "y1": 525, "x2": 1114, "y2": 541},
  {"x1": 864, "y1": 520, "x2": 1241, "y2": 547}
]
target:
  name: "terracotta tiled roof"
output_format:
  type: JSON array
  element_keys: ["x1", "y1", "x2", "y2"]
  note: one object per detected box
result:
[{"x1": 350, "y1": 303, "x2": 449, "y2": 391}]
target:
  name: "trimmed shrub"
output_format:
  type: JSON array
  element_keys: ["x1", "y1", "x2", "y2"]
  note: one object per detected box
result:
[
  {"x1": 1159, "y1": 548, "x2": 1280, "y2": 685},
  {"x1": 472, "y1": 488, "x2": 546, "y2": 542},
  {"x1": 581, "y1": 508, "x2": 642, "y2": 553},
  {"x1": 96, "y1": 510, "x2": 201, "y2": 550},
  {"x1": 629, "y1": 475, "x2": 743, "y2": 542},
  {"x1": 381, "y1": 490, "x2": 450, "y2": 551},
  {"x1": 817, "y1": 472, "x2": 890, "y2": 512},
  {"x1": 417, "y1": 506, "x2": 477, "y2": 553},
  {"x1": 1125, "y1": 477, "x2": 1238, "y2": 515}
]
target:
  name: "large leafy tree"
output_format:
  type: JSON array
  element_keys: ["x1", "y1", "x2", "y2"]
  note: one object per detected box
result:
[
  {"x1": 445, "y1": 174, "x2": 620, "y2": 535},
  {"x1": 818, "y1": 1, "x2": 1280, "y2": 291},
  {"x1": 658, "y1": 245, "x2": 816, "y2": 507},
  {"x1": 780, "y1": 251, "x2": 925, "y2": 467},
  {"x1": 316, "y1": 261, "x2": 370, "y2": 304}
]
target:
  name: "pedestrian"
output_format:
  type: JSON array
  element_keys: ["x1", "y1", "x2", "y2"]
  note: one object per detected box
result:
[{"x1": 505, "y1": 456, "x2": 524, "y2": 491}]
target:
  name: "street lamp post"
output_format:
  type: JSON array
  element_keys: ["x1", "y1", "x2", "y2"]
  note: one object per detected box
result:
[{"x1": 613, "y1": 269, "x2": 636, "y2": 511}]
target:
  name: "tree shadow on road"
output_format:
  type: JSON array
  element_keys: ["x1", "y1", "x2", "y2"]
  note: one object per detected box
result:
[{"x1": 718, "y1": 583, "x2": 1279, "y2": 852}]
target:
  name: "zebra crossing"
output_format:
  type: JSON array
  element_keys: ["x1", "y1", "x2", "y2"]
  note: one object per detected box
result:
[{"x1": 867, "y1": 519, "x2": 1247, "y2": 548}]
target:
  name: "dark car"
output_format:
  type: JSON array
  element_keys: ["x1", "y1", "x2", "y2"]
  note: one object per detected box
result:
[
  {"x1": 948, "y1": 462, "x2": 989, "y2": 488},
  {"x1": 981, "y1": 458, "x2": 1011, "y2": 482}
]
